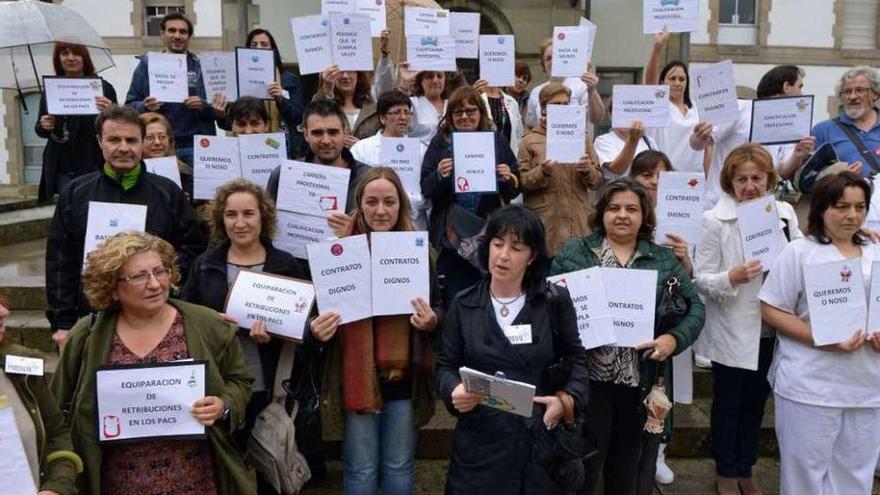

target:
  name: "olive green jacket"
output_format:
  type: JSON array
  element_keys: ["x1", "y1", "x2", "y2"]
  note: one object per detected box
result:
[
  {"x1": 50, "y1": 299, "x2": 257, "y2": 495},
  {"x1": 0, "y1": 343, "x2": 78, "y2": 495}
]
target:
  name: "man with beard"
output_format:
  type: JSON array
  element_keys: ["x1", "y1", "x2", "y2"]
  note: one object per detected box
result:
[
  {"x1": 45, "y1": 105, "x2": 205, "y2": 347},
  {"x1": 812, "y1": 66, "x2": 880, "y2": 178}
]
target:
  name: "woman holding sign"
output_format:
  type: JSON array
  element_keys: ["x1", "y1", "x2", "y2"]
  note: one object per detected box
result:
[
  {"x1": 308, "y1": 166, "x2": 441, "y2": 494},
  {"x1": 759, "y1": 171, "x2": 880, "y2": 495},
  {"x1": 550, "y1": 178, "x2": 705, "y2": 495},
  {"x1": 435, "y1": 205, "x2": 588, "y2": 493},
  {"x1": 52, "y1": 232, "x2": 255, "y2": 495},
  {"x1": 421, "y1": 86, "x2": 521, "y2": 301},
  {"x1": 36, "y1": 42, "x2": 117, "y2": 202},
  {"x1": 0, "y1": 296, "x2": 79, "y2": 495},
  {"x1": 693, "y1": 144, "x2": 801, "y2": 495}
]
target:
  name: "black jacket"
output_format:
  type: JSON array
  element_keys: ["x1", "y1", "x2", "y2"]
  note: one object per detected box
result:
[
  {"x1": 35, "y1": 78, "x2": 117, "y2": 201},
  {"x1": 266, "y1": 148, "x2": 370, "y2": 214},
  {"x1": 45, "y1": 168, "x2": 206, "y2": 330},
  {"x1": 435, "y1": 280, "x2": 588, "y2": 494},
  {"x1": 419, "y1": 131, "x2": 520, "y2": 249},
  {"x1": 179, "y1": 239, "x2": 306, "y2": 388}
]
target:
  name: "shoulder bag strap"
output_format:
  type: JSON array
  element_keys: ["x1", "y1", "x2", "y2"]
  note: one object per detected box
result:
[
  {"x1": 832, "y1": 117, "x2": 880, "y2": 173},
  {"x1": 273, "y1": 341, "x2": 297, "y2": 402},
  {"x1": 641, "y1": 135, "x2": 654, "y2": 151}
]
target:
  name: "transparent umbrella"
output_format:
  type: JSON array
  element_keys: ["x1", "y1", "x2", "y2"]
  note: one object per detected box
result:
[{"x1": 0, "y1": 0, "x2": 114, "y2": 107}]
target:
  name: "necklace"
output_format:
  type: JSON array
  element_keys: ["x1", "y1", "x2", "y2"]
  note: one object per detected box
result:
[{"x1": 490, "y1": 288, "x2": 523, "y2": 318}]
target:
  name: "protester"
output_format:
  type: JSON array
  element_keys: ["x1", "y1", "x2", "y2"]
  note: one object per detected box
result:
[
  {"x1": 308, "y1": 167, "x2": 441, "y2": 494},
  {"x1": 45, "y1": 105, "x2": 206, "y2": 347},
  {"x1": 524, "y1": 38, "x2": 606, "y2": 128},
  {"x1": 0, "y1": 296, "x2": 79, "y2": 495},
  {"x1": 409, "y1": 70, "x2": 448, "y2": 146},
  {"x1": 266, "y1": 99, "x2": 370, "y2": 239},
  {"x1": 125, "y1": 12, "x2": 220, "y2": 166},
  {"x1": 140, "y1": 112, "x2": 194, "y2": 199},
  {"x1": 227, "y1": 96, "x2": 271, "y2": 135},
  {"x1": 594, "y1": 114, "x2": 657, "y2": 180},
  {"x1": 694, "y1": 144, "x2": 802, "y2": 495},
  {"x1": 760, "y1": 171, "x2": 880, "y2": 494},
  {"x1": 245, "y1": 28, "x2": 304, "y2": 156},
  {"x1": 812, "y1": 66, "x2": 880, "y2": 178},
  {"x1": 51, "y1": 232, "x2": 255, "y2": 495},
  {"x1": 435, "y1": 205, "x2": 588, "y2": 493},
  {"x1": 644, "y1": 29, "x2": 706, "y2": 174},
  {"x1": 550, "y1": 178, "x2": 705, "y2": 495},
  {"x1": 180, "y1": 178, "x2": 304, "y2": 494},
  {"x1": 35, "y1": 42, "x2": 117, "y2": 202},
  {"x1": 421, "y1": 86, "x2": 521, "y2": 300},
  {"x1": 351, "y1": 90, "x2": 429, "y2": 229},
  {"x1": 508, "y1": 60, "x2": 532, "y2": 119},
  {"x1": 753, "y1": 66, "x2": 814, "y2": 180},
  {"x1": 474, "y1": 77, "x2": 524, "y2": 154},
  {"x1": 517, "y1": 83, "x2": 602, "y2": 254}
]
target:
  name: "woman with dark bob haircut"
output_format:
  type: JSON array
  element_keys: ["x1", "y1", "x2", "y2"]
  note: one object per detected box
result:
[
  {"x1": 760, "y1": 171, "x2": 880, "y2": 494},
  {"x1": 551, "y1": 178, "x2": 705, "y2": 495},
  {"x1": 435, "y1": 205, "x2": 588, "y2": 494}
]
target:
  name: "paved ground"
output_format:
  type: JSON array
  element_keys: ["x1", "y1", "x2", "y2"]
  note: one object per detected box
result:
[{"x1": 302, "y1": 458, "x2": 880, "y2": 494}]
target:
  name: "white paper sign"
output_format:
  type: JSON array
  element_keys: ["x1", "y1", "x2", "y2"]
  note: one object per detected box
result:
[
  {"x1": 44, "y1": 76, "x2": 102, "y2": 115},
  {"x1": 749, "y1": 95, "x2": 814, "y2": 145},
  {"x1": 407, "y1": 35, "x2": 457, "y2": 72},
  {"x1": 356, "y1": 0, "x2": 386, "y2": 37},
  {"x1": 291, "y1": 15, "x2": 333, "y2": 76},
  {"x1": 238, "y1": 133, "x2": 287, "y2": 189},
  {"x1": 405, "y1": 6, "x2": 450, "y2": 36},
  {"x1": 380, "y1": 137, "x2": 424, "y2": 201},
  {"x1": 450, "y1": 12, "x2": 480, "y2": 59},
  {"x1": 144, "y1": 156, "x2": 183, "y2": 189},
  {"x1": 4, "y1": 355, "x2": 44, "y2": 376},
  {"x1": 804, "y1": 259, "x2": 867, "y2": 346},
  {"x1": 307, "y1": 234, "x2": 373, "y2": 324},
  {"x1": 868, "y1": 261, "x2": 880, "y2": 332},
  {"x1": 643, "y1": 0, "x2": 700, "y2": 34},
  {"x1": 479, "y1": 35, "x2": 515, "y2": 87},
  {"x1": 867, "y1": 175, "x2": 880, "y2": 230},
  {"x1": 551, "y1": 27, "x2": 591, "y2": 78},
  {"x1": 692, "y1": 60, "x2": 739, "y2": 125},
  {"x1": 225, "y1": 270, "x2": 315, "y2": 340},
  {"x1": 0, "y1": 403, "x2": 38, "y2": 495},
  {"x1": 193, "y1": 135, "x2": 241, "y2": 200},
  {"x1": 579, "y1": 17, "x2": 598, "y2": 49},
  {"x1": 459, "y1": 366, "x2": 536, "y2": 417},
  {"x1": 322, "y1": 0, "x2": 355, "y2": 14},
  {"x1": 453, "y1": 132, "x2": 497, "y2": 194},
  {"x1": 370, "y1": 231, "x2": 430, "y2": 316},
  {"x1": 654, "y1": 171, "x2": 706, "y2": 246},
  {"x1": 199, "y1": 52, "x2": 237, "y2": 100},
  {"x1": 612, "y1": 85, "x2": 671, "y2": 128},
  {"x1": 548, "y1": 268, "x2": 616, "y2": 349},
  {"x1": 330, "y1": 13, "x2": 374, "y2": 72},
  {"x1": 96, "y1": 362, "x2": 206, "y2": 442},
  {"x1": 148, "y1": 52, "x2": 188, "y2": 103},
  {"x1": 275, "y1": 210, "x2": 334, "y2": 259},
  {"x1": 276, "y1": 160, "x2": 351, "y2": 217},
  {"x1": 602, "y1": 267, "x2": 658, "y2": 347},
  {"x1": 236, "y1": 47, "x2": 275, "y2": 100},
  {"x1": 736, "y1": 195, "x2": 785, "y2": 271},
  {"x1": 546, "y1": 104, "x2": 586, "y2": 163},
  {"x1": 84, "y1": 202, "x2": 147, "y2": 265}
]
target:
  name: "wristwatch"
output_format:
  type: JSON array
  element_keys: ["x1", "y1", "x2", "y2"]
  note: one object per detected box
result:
[{"x1": 220, "y1": 404, "x2": 231, "y2": 422}]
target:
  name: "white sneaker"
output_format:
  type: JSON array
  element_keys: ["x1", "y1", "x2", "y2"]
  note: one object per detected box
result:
[
  {"x1": 656, "y1": 444, "x2": 674, "y2": 484},
  {"x1": 695, "y1": 354, "x2": 712, "y2": 369}
]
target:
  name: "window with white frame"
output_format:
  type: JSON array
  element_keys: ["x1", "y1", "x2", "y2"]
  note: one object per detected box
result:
[
  {"x1": 840, "y1": 0, "x2": 877, "y2": 50},
  {"x1": 719, "y1": 0, "x2": 757, "y2": 25},
  {"x1": 145, "y1": 4, "x2": 186, "y2": 37}
]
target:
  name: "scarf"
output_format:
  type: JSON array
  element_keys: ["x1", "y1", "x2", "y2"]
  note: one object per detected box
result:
[
  {"x1": 103, "y1": 162, "x2": 142, "y2": 190},
  {"x1": 340, "y1": 315, "x2": 411, "y2": 413},
  {"x1": 263, "y1": 67, "x2": 283, "y2": 133}
]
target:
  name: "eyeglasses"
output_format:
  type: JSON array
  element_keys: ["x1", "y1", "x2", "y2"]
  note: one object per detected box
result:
[
  {"x1": 118, "y1": 267, "x2": 172, "y2": 287},
  {"x1": 145, "y1": 134, "x2": 168, "y2": 143},
  {"x1": 451, "y1": 108, "x2": 480, "y2": 118},
  {"x1": 841, "y1": 87, "x2": 873, "y2": 97},
  {"x1": 384, "y1": 109, "x2": 412, "y2": 117}
]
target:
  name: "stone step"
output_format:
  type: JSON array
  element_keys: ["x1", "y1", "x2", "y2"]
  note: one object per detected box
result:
[
  {"x1": 0, "y1": 239, "x2": 48, "y2": 310},
  {"x1": 0, "y1": 197, "x2": 41, "y2": 214},
  {"x1": 5, "y1": 309, "x2": 55, "y2": 354},
  {"x1": 0, "y1": 204, "x2": 54, "y2": 246}
]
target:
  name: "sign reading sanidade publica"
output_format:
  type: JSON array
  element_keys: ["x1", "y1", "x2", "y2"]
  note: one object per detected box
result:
[
  {"x1": 805, "y1": 258, "x2": 868, "y2": 346},
  {"x1": 225, "y1": 270, "x2": 314, "y2": 341},
  {"x1": 308, "y1": 235, "x2": 373, "y2": 324},
  {"x1": 453, "y1": 132, "x2": 497, "y2": 193},
  {"x1": 371, "y1": 231, "x2": 430, "y2": 316},
  {"x1": 96, "y1": 361, "x2": 207, "y2": 442}
]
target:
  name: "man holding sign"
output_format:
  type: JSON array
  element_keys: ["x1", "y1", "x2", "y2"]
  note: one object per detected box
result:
[
  {"x1": 46, "y1": 106, "x2": 205, "y2": 346},
  {"x1": 125, "y1": 12, "x2": 222, "y2": 167}
]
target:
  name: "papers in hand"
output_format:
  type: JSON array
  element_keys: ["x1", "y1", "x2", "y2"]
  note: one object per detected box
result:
[
  {"x1": 654, "y1": 171, "x2": 706, "y2": 246},
  {"x1": 691, "y1": 60, "x2": 739, "y2": 125},
  {"x1": 459, "y1": 366, "x2": 536, "y2": 417},
  {"x1": 148, "y1": 52, "x2": 188, "y2": 103},
  {"x1": 290, "y1": 13, "x2": 373, "y2": 74},
  {"x1": 84, "y1": 202, "x2": 147, "y2": 267},
  {"x1": 44, "y1": 76, "x2": 102, "y2": 115},
  {"x1": 643, "y1": 0, "x2": 700, "y2": 34},
  {"x1": 0, "y1": 400, "x2": 38, "y2": 495},
  {"x1": 804, "y1": 258, "x2": 867, "y2": 346},
  {"x1": 225, "y1": 269, "x2": 315, "y2": 341},
  {"x1": 612, "y1": 85, "x2": 671, "y2": 128},
  {"x1": 736, "y1": 195, "x2": 785, "y2": 272},
  {"x1": 749, "y1": 95, "x2": 814, "y2": 145}
]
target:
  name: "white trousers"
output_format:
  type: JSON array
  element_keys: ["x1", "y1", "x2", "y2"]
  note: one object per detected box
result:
[{"x1": 775, "y1": 394, "x2": 880, "y2": 495}]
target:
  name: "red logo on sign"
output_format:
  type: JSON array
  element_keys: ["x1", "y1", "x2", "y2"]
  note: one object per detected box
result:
[
  {"x1": 199, "y1": 138, "x2": 210, "y2": 148},
  {"x1": 557, "y1": 32, "x2": 566, "y2": 40},
  {"x1": 331, "y1": 244, "x2": 343, "y2": 256},
  {"x1": 687, "y1": 178, "x2": 699, "y2": 188}
]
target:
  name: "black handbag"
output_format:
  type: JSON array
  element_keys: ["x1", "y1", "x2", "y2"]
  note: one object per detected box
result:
[{"x1": 656, "y1": 275, "x2": 689, "y2": 332}]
